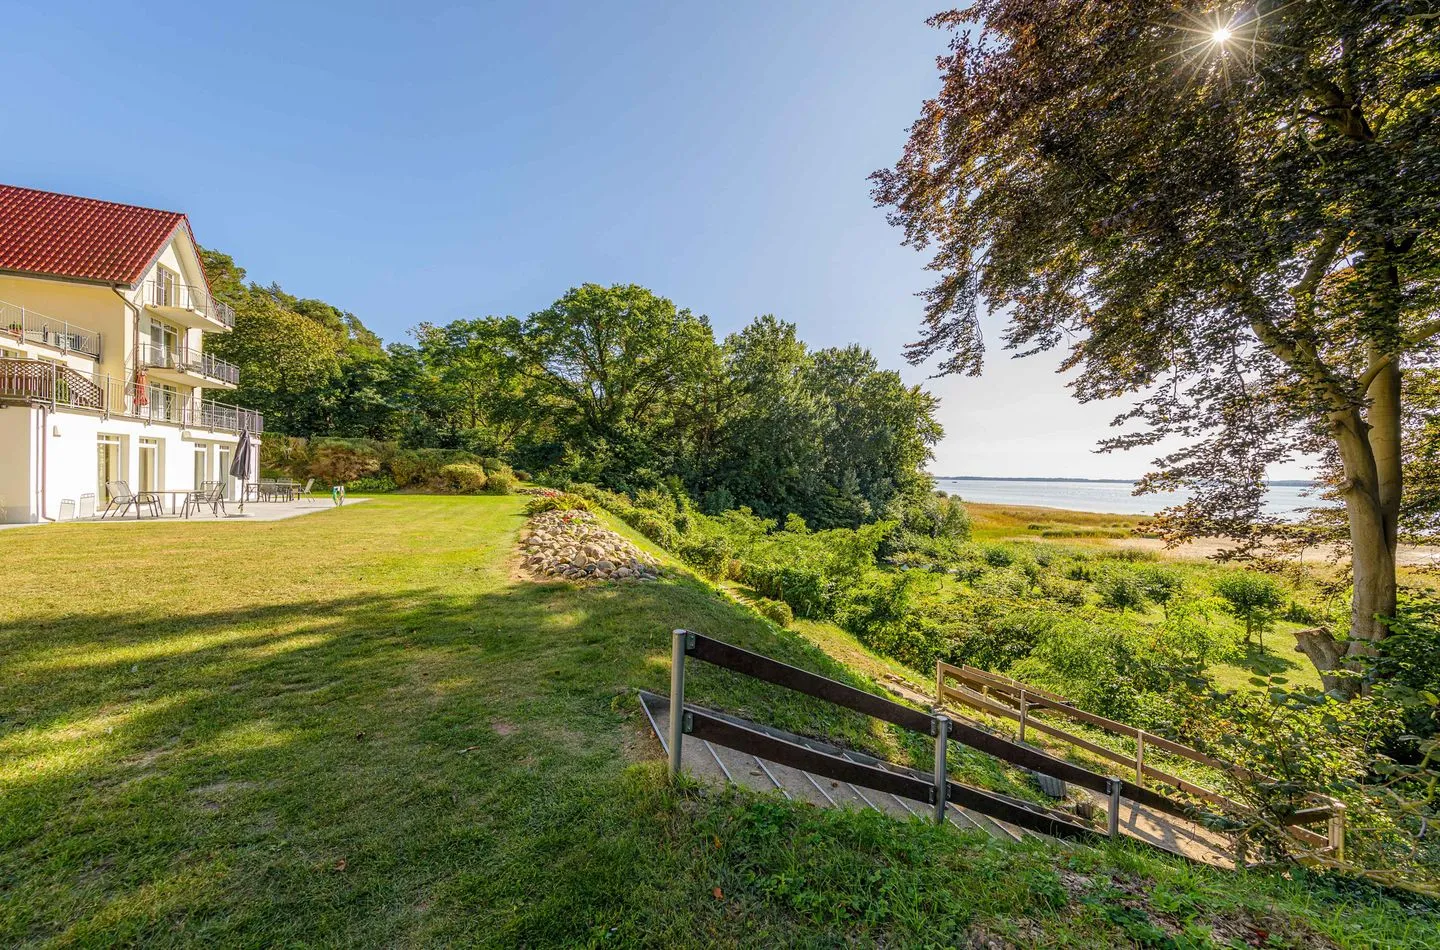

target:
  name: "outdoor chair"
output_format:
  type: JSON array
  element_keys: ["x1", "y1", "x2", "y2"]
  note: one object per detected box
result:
[
  {"x1": 101, "y1": 481, "x2": 161, "y2": 519},
  {"x1": 58, "y1": 498, "x2": 76, "y2": 521},
  {"x1": 297, "y1": 477, "x2": 316, "y2": 504},
  {"x1": 184, "y1": 482, "x2": 227, "y2": 519},
  {"x1": 78, "y1": 493, "x2": 96, "y2": 519}
]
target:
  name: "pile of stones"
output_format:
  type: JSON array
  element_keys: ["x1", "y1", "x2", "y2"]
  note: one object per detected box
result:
[{"x1": 520, "y1": 510, "x2": 661, "y2": 582}]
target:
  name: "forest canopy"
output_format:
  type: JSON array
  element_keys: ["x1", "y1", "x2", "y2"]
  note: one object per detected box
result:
[{"x1": 201, "y1": 260, "x2": 942, "y2": 530}]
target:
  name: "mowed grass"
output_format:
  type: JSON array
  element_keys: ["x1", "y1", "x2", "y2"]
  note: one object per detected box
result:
[{"x1": 2, "y1": 496, "x2": 1436, "y2": 947}]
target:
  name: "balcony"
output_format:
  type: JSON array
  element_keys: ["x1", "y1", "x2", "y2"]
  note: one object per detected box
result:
[
  {"x1": 0, "y1": 298, "x2": 103, "y2": 359},
  {"x1": 138, "y1": 343, "x2": 240, "y2": 388},
  {"x1": 0, "y1": 357, "x2": 263, "y2": 434},
  {"x1": 141, "y1": 279, "x2": 236, "y2": 330}
]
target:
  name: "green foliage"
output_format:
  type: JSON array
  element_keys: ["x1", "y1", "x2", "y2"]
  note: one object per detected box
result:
[
  {"x1": 439, "y1": 463, "x2": 488, "y2": 494},
  {"x1": 1214, "y1": 573, "x2": 1286, "y2": 647},
  {"x1": 755, "y1": 598, "x2": 793, "y2": 628},
  {"x1": 482, "y1": 470, "x2": 516, "y2": 495},
  {"x1": 347, "y1": 475, "x2": 397, "y2": 493},
  {"x1": 1096, "y1": 570, "x2": 1147, "y2": 614},
  {"x1": 523, "y1": 493, "x2": 591, "y2": 515},
  {"x1": 306, "y1": 439, "x2": 381, "y2": 485}
]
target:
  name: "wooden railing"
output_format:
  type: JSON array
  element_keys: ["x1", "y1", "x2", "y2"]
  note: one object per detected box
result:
[
  {"x1": 664, "y1": 630, "x2": 1109, "y2": 843},
  {"x1": 935, "y1": 661, "x2": 1345, "y2": 859}
]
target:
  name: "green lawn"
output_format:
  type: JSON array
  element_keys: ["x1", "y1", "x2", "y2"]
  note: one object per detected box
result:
[{"x1": 2, "y1": 496, "x2": 1435, "y2": 947}]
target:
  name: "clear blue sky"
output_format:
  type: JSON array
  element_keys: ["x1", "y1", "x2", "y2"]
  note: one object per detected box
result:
[{"x1": 1, "y1": 0, "x2": 1311, "y2": 480}]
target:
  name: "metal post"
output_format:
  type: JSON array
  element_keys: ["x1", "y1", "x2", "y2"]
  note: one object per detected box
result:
[
  {"x1": 1017, "y1": 689, "x2": 1028, "y2": 744},
  {"x1": 1107, "y1": 778, "x2": 1122, "y2": 838},
  {"x1": 668, "y1": 629, "x2": 687, "y2": 779},
  {"x1": 933, "y1": 714, "x2": 950, "y2": 824},
  {"x1": 1134, "y1": 730, "x2": 1146, "y2": 785}
]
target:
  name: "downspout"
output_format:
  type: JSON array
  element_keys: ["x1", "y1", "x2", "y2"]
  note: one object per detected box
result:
[
  {"x1": 113, "y1": 286, "x2": 141, "y2": 404},
  {"x1": 36, "y1": 403, "x2": 53, "y2": 521}
]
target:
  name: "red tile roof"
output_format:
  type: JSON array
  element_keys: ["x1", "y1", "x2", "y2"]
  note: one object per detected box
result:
[{"x1": 0, "y1": 184, "x2": 197, "y2": 286}]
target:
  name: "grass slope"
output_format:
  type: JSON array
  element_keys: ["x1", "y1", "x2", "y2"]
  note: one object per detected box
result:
[{"x1": 2, "y1": 496, "x2": 1435, "y2": 947}]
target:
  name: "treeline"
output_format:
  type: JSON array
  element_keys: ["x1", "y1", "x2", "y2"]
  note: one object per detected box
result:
[{"x1": 203, "y1": 256, "x2": 941, "y2": 528}]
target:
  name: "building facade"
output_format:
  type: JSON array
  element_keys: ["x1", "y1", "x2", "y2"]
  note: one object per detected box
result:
[{"x1": 0, "y1": 184, "x2": 262, "y2": 523}]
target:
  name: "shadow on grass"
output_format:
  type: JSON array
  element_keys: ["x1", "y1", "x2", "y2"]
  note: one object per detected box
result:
[{"x1": 0, "y1": 569, "x2": 944, "y2": 945}]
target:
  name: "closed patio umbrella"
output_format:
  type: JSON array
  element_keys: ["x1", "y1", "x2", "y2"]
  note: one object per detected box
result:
[{"x1": 229, "y1": 429, "x2": 258, "y2": 515}]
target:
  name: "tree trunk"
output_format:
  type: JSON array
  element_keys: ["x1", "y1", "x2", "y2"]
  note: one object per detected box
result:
[{"x1": 1295, "y1": 367, "x2": 1401, "y2": 696}]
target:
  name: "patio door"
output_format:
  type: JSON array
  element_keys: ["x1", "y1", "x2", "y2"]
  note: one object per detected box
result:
[
  {"x1": 96, "y1": 435, "x2": 122, "y2": 504},
  {"x1": 149, "y1": 321, "x2": 179, "y2": 367},
  {"x1": 217, "y1": 445, "x2": 234, "y2": 500},
  {"x1": 193, "y1": 443, "x2": 208, "y2": 488},
  {"x1": 138, "y1": 438, "x2": 160, "y2": 492}
]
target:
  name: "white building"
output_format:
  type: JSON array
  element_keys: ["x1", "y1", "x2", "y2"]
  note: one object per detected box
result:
[{"x1": 0, "y1": 184, "x2": 262, "y2": 523}]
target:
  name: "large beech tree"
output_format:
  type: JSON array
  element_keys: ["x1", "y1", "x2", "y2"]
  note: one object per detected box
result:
[{"x1": 874, "y1": 2, "x2": 1440, "y2": 694}]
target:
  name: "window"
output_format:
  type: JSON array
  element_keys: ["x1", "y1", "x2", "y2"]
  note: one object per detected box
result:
[
  {"x1": 154, "y1": 265, "x2": 180, "y2": 307},
  {"x1": 148, "y1": 320, "x2": 181, "y2": 367},
  {"x1": 138, "y1": 438, "x2": 160, "y2": 492},
  {"x1": 97, "y1": 435, "x2": 123, "y2": 503}
]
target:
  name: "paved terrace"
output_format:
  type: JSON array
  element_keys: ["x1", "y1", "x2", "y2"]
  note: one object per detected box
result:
[{"x1": 1, "y1": 497, "x2": 370, "y2": 530}]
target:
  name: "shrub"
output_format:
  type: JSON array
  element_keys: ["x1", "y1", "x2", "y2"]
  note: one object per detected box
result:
[
  {"x1": 514, "y1": 470, "x2": 532, "y2": 482},
  {"x1": 981, "y1": 544, "x2": 1014, "y2": 567},
  {"x1": 483, "y1": 470, "x2": 516, "y2": 495},
  {"x1": 439, "y1": 463, "x2": 488, "y2": 494},
  {"x1": 524, "y1": 493, "x2": 591, "y2": 514},
  {"x1": 308, "y1": 440, "x2": 381, "y2": 485},
  {"x1": 1214, "y1": 572, "x2": 1285, "y2": 647},
  {"x1": 756, "y1": 598, "x2": 794, "y2": 628},
  {"x1": 678, "y1": 535, "x2": 734, "y2": 580},
  {"x1": 347, "y1": 475, "x2": 397, "y2": 493},
  {"x1": 1097, "y1": 570, "x2": 1148, "y2": 614}
]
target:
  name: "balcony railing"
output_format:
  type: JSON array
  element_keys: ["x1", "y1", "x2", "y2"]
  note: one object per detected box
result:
[
  {"x1": 138, "y1": 343, "x2": 241, "y2": 386},
  {"x1": 0, "y1": 299, "x2": 103, "y2": 359},
  {"x1": 142, "y1": 280, "x2": 236, "y2": 328},
  {"x1": 0, "y1": 357, "x2": 262, "y2": 433}
]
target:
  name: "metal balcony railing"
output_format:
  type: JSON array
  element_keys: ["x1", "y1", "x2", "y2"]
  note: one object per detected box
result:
[
  {"x1": 138, "y1": 343, "x2": 241, "y2": 385},
  {"x1": 0, "y1": 299, "x2": 103, "y2": 359},
  {"x1": 0, "y1": 357, "x2": 263, "y2": 433},
  {"x1": 141, "y1": 280, "x2": 236, "y2": 328}
]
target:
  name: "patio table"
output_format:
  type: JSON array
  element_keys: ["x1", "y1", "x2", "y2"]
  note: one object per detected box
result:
[{"x1": 146, "y1": 489, "x2": 200, "y2": 517}]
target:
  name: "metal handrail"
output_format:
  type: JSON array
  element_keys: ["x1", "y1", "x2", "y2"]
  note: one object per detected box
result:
[
  {"x1": 0, "y1": 356, "x2": 261, "y2": 432},
  {"x1": 0, "y1": 299, "x2": 103, "y2": 359},
  {"x1": 141, "y1": 280, "x2": 236, "y2": 328},
  {"x1": 138, "y1": 343, "x2": 240, "y2": 385}
]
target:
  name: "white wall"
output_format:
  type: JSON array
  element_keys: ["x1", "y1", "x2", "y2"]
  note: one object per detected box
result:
[
  {"x1": 0, "y1": 405, "x2": 38, "y2": 522},
  {"x1": 15, "y1": 409, "x2": 238, "y2": 521}
]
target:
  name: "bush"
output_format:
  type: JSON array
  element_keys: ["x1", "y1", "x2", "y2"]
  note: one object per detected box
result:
[
  {"x1": 308, "y1": 440, "x2": 381, "y2": 485},
  {"x1": 1097, "y1": 570, "x2": 1148, "y2": 614},
  {"x1": 981, "y1": 544, "x2": 1015, "y2": 567},
  {"x1": 756, "y1": 598, "x2": 794, "y2": 628},
  {"x1": 347, "y1": 475, "x2": 397, "y2": 493},
  {"x1": 514, "y1": 470, "x2": 532, "y2": 482},
  {"x1": 1214, "y1": 572, "x2": 1285, "y2": 647},
  {"x1": 483, "y1": 470, "x2": 516, "y2": 495},
  {"x1": 439, "y1": 463, "x2": 488, "y2": 493},
  {"x1": 524, "y1": 493, "x2": 591, "y2": 514},
  {"x1": 678, "y1": 535, "x2": 734, "y2": 580}
]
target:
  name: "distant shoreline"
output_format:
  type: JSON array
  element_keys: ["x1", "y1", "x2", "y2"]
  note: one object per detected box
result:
[{"x1": 934, "y1": 475, "x2": 1316, "y2": 488}]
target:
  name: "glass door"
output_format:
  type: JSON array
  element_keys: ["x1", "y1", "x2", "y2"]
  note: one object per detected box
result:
[
  {"x1": 218, "y1": 445, "x2": 233, "y2": 500},
  {"x1": 193, "y1": 443, "x2": 208, "y2": 489},
  {"x1": 138, "y1": 438, "x2": 159, "y2": 492},
  {"x1": 97, "y1": 435, "x2": 122, "y2": 503}
]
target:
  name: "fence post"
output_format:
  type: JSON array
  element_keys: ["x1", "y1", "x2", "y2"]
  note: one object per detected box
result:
[
  {"x1": 1134, "y1": 730, "x2": 1145, "y2": 785},
  {"x1": 1107, "y1": 778, "x2": 1122, "y2": 838},
  {"x1": 1328, "y1": 801, "x2": 1346, "y2": 862},
  {"x1": 934, "y1": 663, "x2": 944, "y2": 708},
  {"x1": 933, "y1": 714, "x2": 950, "y2": 824},
  {"x1": 668, "y1": 629, "x2": 688, "y2": 780},
  {"x1": 1017, "y1": 689, "x2": 1028, "y2": 743}
]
